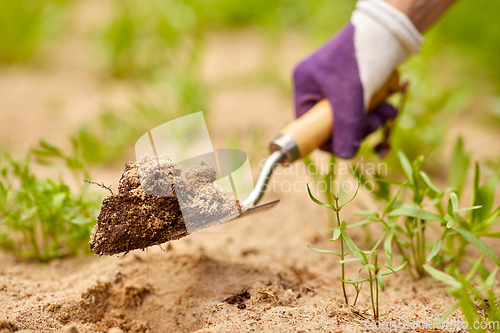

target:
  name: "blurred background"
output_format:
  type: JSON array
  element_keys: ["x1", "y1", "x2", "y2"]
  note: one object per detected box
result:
[
  {"x1": 1, "y1": 0, "x2": 500, "y2": 259},
  {"x1": 2, "y1": 0, "x2": 500, "y2": 165}
]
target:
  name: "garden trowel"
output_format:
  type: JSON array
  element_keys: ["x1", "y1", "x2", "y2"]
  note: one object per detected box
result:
[{"x1": 241, "y1": 71, "x2": 401, "y2": 210}]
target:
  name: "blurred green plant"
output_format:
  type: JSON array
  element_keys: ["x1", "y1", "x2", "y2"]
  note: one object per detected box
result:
[
  {"x1": 99, "y1": 0, "x2": 356, "y2": 79},
  {"x1": 424, "y1": 259, "x2": 500, "y2": 332},
  {"x1": 356, "y1": 139, "x2": 500, "y2": 279},
  {"x1": 101, "y1": 0, "x2": 198, "y2": 78},
  {"x1": 187, "y1": 0, "x2": 353, "y2": 36},
  {"x1": 429, "y1": 0, "x2": 500, "y2": 90},
  {"x1": 0, "y1": 152, "x2": 100, "y2": 261},
  {"x1": 0, "y1": 0, "x2": 71, "y2": 63},
  {"x1": 34, "y1": 71, "x2": 207, "y2": 166}
]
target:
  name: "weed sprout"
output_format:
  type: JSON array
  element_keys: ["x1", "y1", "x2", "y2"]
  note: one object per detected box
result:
[{"x1": 307, "y1": 180, "x2": 406, "y2": 320}]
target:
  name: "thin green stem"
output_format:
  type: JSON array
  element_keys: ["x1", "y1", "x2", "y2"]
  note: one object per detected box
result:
[
  {"x1": 410, "y1": 233, "x2": 419, "y2": 276},
  {"x1": 353, "y1": 284, "x2": 361, "y2": 306},
  {"x1": 416, "y1": 226, "x2": 422, "y2": 272},
  {"x1": 393, "y1": 234, "x2": 416, "y2": 280},
  {"x1": 368, "y1": 271, "x2": 376, "y2": 321},
  {"x1": 420, "y1": 220, "x2": 426, "y2": 272},
  {"x1": 375, "y1": 277, "x2": 379, "y2": 321},
  {"x1": 335, "y1": 199, "x2": 349, "y2": 305}
]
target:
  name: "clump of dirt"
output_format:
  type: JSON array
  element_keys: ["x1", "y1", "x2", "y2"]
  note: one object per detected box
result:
[
  {"x1": 89, "y1": 159, "x2": 187, "y2": 256},
  {"x1": 89, "y1": 154, "x2": 240, "y2": 256},
  {"x1": 224, "y1": 288, "x2": 251, "y2": 309}
]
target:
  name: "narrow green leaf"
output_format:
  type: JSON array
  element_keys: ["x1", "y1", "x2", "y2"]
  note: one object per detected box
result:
[
  {"x1": 478, "y1": 207, "x2": 500, "y2": 230},
  {"x1": 423, "y1": 198, "x2": 441, "y2": 207},
  {"x1": 359, "y1": 264, "x2": 375, "y2": 273},
  {"x1": 389, "y1": 205, "x2": 444, "y2": 222},
  {"x1": 346, "y1": 220, "x2": 372, "y2": 229},
  {"x1": 382, "y1": 182, "x2": 407, "y2": 218},
  {"x1": 306, "y1": 184, "x2": 332, "y2": 209},
  {"x1": 484, "y1": 267, "x2": 499, "y2": 290},
  {"x1": 331, "y1": 227, "x2": 341, "y2": 241},
  {"x1": 374, "y1": 179, "x2": 411, "y2": 186},
  {"x1": 341, "y1": 229, "x2": 366, "y2": 264},
  {"x1": 339, "y1": 180, "x2": 361, "y2": 210},
  {"x1": 447, "y1": 198, "x2": 454, "y2": 216},
  {"x1": 427, "y1": 239, "x2": 442, "y2": 262},
  {"x1": 376, "y1": 274, "x2": 386, "y2": 291},
  {"x1": 470, "y1": 163, "x2": 479, "y2": 208},
  {"x1": 473, "y1": 231, "x2": 500, "y2": 238},
  {"x1": 450, "y1": 192, "x2": 459, "y2": 213},
  {"x1": 307, "y1": 245, "x2": 340, "y2": 257},
  {"x1": 379, "y1": 262, "x2": 407, "y2": 276},
  {"x1": 341, "y1": 221, "x2": 347, "y2": 230},
  {"x1": 472, "y1": 174, "x2": 499, "y2": 225},
  {"x1": 420, "y1": 171, "x2": 440, "y2": 193},
  {"x1": 337, "y1": 258, "x2": 362, "y2": 264},
  {"x1": 453, "y1": 226, "x2": 500, "y2": 267},
  {"x1": 354, "y1": 210, "x2": 378, "y2": 217},
  {"x1": 370, "y1": 231, "x2": 386, "y2": 255},
  {"x1": 455, "y1": 292, "x2": 478, "y2": 327},
  {"x1": 446, "y1": 216, "x2": 455, "y2": 229},
  {"x1": 340, "y1": 277, "x2": 368, "y2": 284},
  {"x1": 398, "y1": 151, "x2": 414, "y2": 184},
  {"x1": 38, "y1": 139, "x2": 63, "y2": 156},
  {"x1": 455, "y1": 206, "x2": 482, "y2": 213},
  {"x1": 384, "y1": 230, "x2": 394, "y2": 266},
  {"x1": 423, "y1": 265, "x2": 462, "y2": 288},
  {"x1": 465, "y1": 256, "x2": 483, "y2": 281},
  {"x1": 397, "y1": 239, "x2": 412, "y2": 248}
]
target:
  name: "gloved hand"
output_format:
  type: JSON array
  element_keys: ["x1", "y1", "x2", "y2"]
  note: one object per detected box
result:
[{"x1": 293, "y1": 0, "x2": 423, "y2": 159}]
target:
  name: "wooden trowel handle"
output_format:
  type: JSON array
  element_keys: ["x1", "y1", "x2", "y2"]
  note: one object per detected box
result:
[{"x1": 278, "y1": 71, "x2": 400, "y2": 159}]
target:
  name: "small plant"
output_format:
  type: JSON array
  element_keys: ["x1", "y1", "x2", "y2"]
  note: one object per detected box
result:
[
  {"x1": 0, "y1": 152, "x2": 100, "y2": 261},
  {"x1": 355, "y1": 139, "x2": 500, "y2": 278},
  {"x1": 307, "y1": 181, "x2": 354, "y2": 304},
  {"x1": 307, "y1": 182, "x2": 406, "y2": 321}
]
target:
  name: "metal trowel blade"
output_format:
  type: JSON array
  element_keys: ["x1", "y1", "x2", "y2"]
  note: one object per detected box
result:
[{"x1": 217, "y1": 199, "x2": 280, "y2": 224}]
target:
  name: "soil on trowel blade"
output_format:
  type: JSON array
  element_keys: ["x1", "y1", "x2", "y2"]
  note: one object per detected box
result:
[{"x1": 89, "y1": 154, "x2": 240, "y2": 256}]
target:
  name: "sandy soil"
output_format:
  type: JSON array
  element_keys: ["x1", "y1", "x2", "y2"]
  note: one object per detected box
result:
[{"x1": 1, "y1": 1, "x2": 500, "y2": 331}]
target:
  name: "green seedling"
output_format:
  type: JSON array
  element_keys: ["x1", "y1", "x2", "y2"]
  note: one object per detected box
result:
[
  {"x1": 307, "y1": 180, "x2": 406, "y2": 321},
  {"x1": 0, "y1": 152, "x2": 100, "y2": 261},
  {"x1": 307, "y1": 180, "x2": 357, "y2": 304}
]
